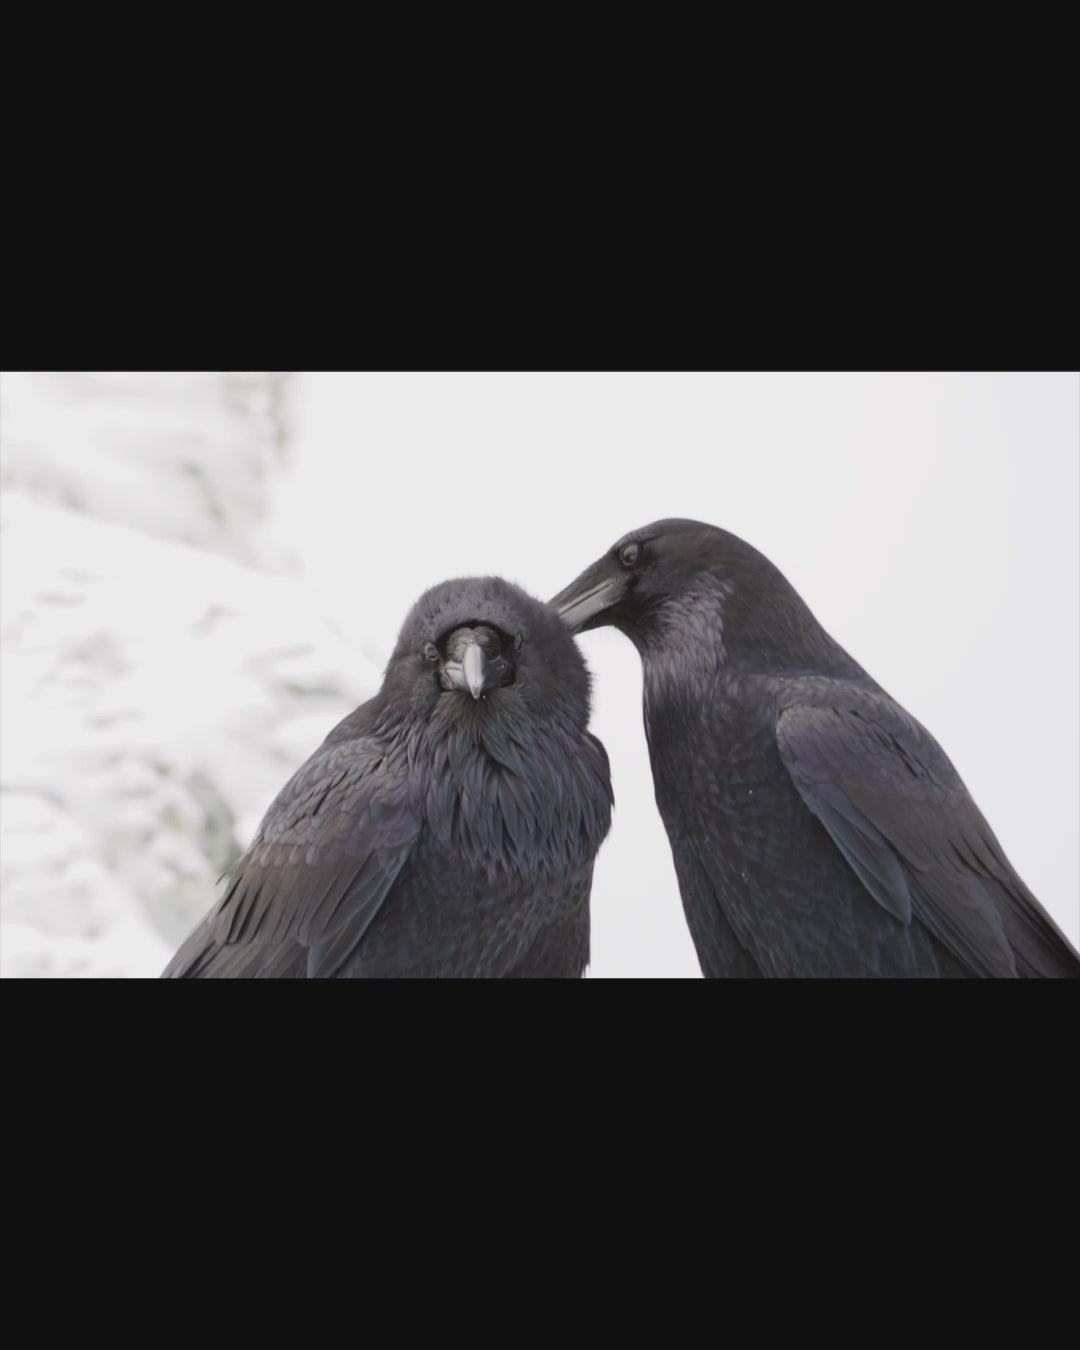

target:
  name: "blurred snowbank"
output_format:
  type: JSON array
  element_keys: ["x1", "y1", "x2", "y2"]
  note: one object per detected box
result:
[
  {"x1": 0, "y1": 374, "x2": 379, "y2": 977},
  {"x1": 0, "y1": 372, "x2": 292, "y2": 569}
]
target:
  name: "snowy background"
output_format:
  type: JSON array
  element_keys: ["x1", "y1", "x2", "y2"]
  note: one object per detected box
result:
[{"x1": 1, "y1": 371, "x2": 1077, "y2": 977}]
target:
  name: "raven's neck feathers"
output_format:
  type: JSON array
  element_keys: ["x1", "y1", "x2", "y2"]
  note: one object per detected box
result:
[
  {"x1": 641, "y1": 564, "x2": 865, "y2": 683},
  {"x1": 409, "y1": 698, "x2": 611, "y2": 881}
]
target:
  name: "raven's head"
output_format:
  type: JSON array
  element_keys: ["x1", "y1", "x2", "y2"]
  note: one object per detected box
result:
[
  {"x1": 550, "y1": 519, "x2": 842, "y2": 671},
  {"x1": 549, "y1": 519, "x2": 739, "y2": 639},
  {"x1": 386, "y1": 576, "x2": 593, "y2": 726}
]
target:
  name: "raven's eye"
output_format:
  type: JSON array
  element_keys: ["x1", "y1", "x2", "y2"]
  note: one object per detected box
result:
[
  {"x1": 514, "y1": 633, "x2": 524, "y2": 652},
  {"x1": 619, "y1": 542, "x2": 640, "y2": 567},
  {"x1": 422, "y1": 642, "x2": 439, "y2": 661}
]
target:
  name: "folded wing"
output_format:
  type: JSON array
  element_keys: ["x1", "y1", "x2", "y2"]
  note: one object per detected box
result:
[
  {"x1": 162, "y1": 736, "x2": 421, "y2": 978},
  {"x1": 777, "y1": 687, "x2": 1079, "y2": 978}
]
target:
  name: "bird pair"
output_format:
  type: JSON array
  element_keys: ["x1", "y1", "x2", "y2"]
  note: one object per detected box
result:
[{"x1": 163, "y1": 520, "x2": 1080, "y2": 978}]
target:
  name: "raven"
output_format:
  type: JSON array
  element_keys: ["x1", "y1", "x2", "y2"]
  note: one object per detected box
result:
[
  {"x1": 552, "y1": 519, "x2": 1080, "y2": 978},
  {"x1": 163, "y1": 577, "x2": 613, "y2": 977}
]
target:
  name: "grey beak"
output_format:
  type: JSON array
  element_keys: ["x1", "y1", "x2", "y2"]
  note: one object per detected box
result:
[
  {"x1": 550, "y1": 574, "x2": 623, "y2": 633},
  {"x1": 462, "y1": 641, "x2": 487, "y2": 699}
]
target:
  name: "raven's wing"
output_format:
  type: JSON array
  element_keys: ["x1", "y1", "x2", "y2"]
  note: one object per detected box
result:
[
  {"x1": 776, "y1": 687, "x2": 1080, "y2": 978},
  {"x1": 162, "y1": 736, "x2": 421, "y2": 978}
]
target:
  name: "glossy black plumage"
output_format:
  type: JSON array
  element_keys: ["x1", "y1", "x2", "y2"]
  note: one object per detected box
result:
[
  {"x1": 163, "y1": 577, "x2": 612, "y2": 978},
  {"x1": 552, "y1": 518, "x2": 1080, "y2": 978}
]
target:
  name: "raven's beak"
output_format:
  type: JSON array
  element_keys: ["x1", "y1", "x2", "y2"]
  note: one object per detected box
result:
[
  {"x1": 462, "y1": 641, "x2": 487, "y2": 699},
  {"x1": 550, "y1": 568, "x2": 623, "y2": 633}
]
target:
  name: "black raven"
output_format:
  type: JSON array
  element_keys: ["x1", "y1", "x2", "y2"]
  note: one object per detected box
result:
[
  {"x1": 163, "y1": 577, "x2": 613, "y2": 977},
  {"x1": 551, "y1": 519, "x2": 1080, "y2": 978}
]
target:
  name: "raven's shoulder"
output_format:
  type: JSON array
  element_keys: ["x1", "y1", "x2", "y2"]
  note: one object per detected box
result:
[
  {"x1": 256, "y1": 731, "x2": 418, "y2": 857},
  {"x1": 776, "y1": 681, "x2": 966, "y2": 803},
  {"x1": 776, "y1": 682, "x2": 1080, "y2": 977}
]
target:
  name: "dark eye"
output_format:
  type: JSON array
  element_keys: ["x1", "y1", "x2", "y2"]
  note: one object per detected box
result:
[
  {"x1": 514, "y1": 633, "x2": 524, "y2": 652},
  {"x1": 619, "y1": 542, "x2": 640, "y2": 567},
  {"x1": 422, "y1": 641, "x2": 439, "y2": 661}
]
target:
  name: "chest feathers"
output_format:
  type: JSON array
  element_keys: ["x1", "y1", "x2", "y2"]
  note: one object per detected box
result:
[{"x1": 409, "y1": 704, "x2": 611, "y2": 883}]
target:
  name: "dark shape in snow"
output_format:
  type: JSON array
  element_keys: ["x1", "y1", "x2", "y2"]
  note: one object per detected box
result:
[
  {"x1": 551, "y1": 519, "x2": 1080, "y2": 978},
  {"x1": 163, "y1": 578, "x2": 613, "y2": 977}
]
